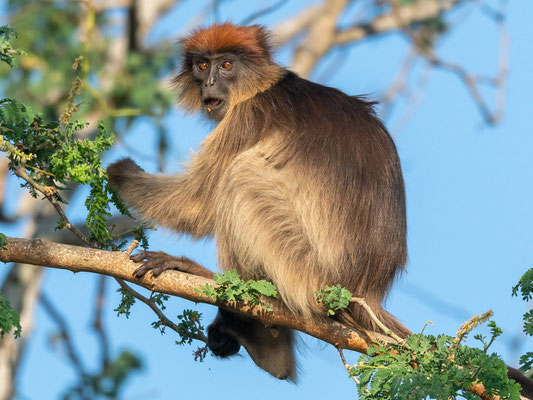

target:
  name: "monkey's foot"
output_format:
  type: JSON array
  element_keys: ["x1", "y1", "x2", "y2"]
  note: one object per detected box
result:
[{"x1": 131, "y1": 250, "x2": 214, "y2": 279}]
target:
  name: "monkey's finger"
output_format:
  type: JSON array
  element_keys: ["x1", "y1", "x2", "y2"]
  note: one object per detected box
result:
[
  {"x1": 130, "y1": 252, "x2": 148, "y2": 263},
  {"x1": 132, "y1": 264, "x2": 150, "y2": 278},
  {"x1": 132, "y1": 258, "x2": 169, "y2": 278}
]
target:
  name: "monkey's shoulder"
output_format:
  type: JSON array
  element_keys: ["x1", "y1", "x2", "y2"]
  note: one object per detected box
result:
[{"x1": 252, "y1": 70, "x2": 384, "y2": 134}]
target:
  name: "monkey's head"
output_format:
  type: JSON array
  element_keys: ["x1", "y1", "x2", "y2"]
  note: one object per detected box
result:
[{"x1": 174, "y1": 23, "x2": 284, "y2": 120}]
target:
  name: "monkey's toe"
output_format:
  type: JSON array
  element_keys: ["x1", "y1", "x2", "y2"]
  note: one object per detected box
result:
[{"x1": 130, "y1": 250, "x2": 212, "y2": 279}]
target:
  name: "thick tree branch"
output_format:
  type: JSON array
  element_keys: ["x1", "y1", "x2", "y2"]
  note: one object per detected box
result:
[
  {"x1": 334, "y1": 0, "x2": 456, "y2": 45},
  {"x1": 289, "y1": 0, "x2": 350, "y2": 77},
  {"x1": 1, "y1": 237, "x2": 521, "y2": 400},
  {"x1": 286, "y1": 0, "x2": 456, "y2": 78},
  {"x1": 0, "y1": 236, "x2": 374, "y2": 353}
]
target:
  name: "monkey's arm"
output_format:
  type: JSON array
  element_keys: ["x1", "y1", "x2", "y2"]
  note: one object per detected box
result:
[
  {"x1": 107, "y1": 158, "x2": 214, "y2": 238},
  {"x1": 107, "y1": 158, "x2": 217, "y2": 279}
]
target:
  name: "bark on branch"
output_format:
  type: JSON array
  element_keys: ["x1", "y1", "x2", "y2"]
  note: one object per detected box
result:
[{"x1": 0, "y1": 236, "x2": 374, "y2": 352}]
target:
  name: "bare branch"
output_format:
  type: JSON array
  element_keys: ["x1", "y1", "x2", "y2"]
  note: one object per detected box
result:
[
  {"x1": 0, "y1": 237, "x2": 513, "y2": 400},
  {"x1": 115, "y1": 278, "x2": 208, "y2": 344},
  {"x1": 290, "y1": 0, "x2": 350, "y2": 77},
  {"x1": 334, "y1": 0, "x2": 455, "y2": 45},
  {"x1": 272, "y1": 4, "x2": 322, "y2": 46},
  {"x1": 12, "y1": 165, "x2": 93, "y2": 247},
  {"x1": 286, "y1": 0, "x2": 455, "y2": 78},
  {"x1": 351, "y1": 297, "x2": 405, "y2": 343},
  {"x1": 380, "y1": 48, "x2": 418, "y2": 120},
  {"x1": 92, "y1": 276, "x2": 111, "y2": 369},
  {"x1": 0, "y1": 236, "x2": 377, "y2": 353},
  {"x1": 337, "y1": 347, "x2": 365, "y2": 388},
  {"x1": 389, "y1": 0, "x2": 509, "y2": 125}
]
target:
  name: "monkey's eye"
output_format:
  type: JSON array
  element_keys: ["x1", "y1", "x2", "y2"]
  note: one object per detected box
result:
[
  {"x1": 197, "y1": 62, "x2": 208, "y2": 71},
  {"x1": 220, "y1": 61, "x2": 233, "y2": 70}
]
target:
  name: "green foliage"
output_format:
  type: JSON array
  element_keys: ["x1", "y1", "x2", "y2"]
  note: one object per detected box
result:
[
  {"x1": 0, "y1": 291, "x2": 21, "y2": 339},
  {"x1": 0, "y1": 48, "x2": 147, "y2": 248},
  {"x1": 114, "y1": 288, "x2": 136, "y2": 319},
  {"x1": 150, "y1": 292, "x2": 170, "y2": 334},
  {"x1": 512, "y1": 268, "x2": 533, "y2": 302},
  {"x1": 352, "y1": 320, "x2": 521, "y2": 400},
  {"x1": 197, "y1": 270, "x2": 278, "y2": 311},
  {"x1": 0, "y1": 26, "x2": 24, "y2": 67},
  {"x1": 0, "y1": 232, "x2": 6, "y2": 249},
  {"x1": 519, "y1": 352, "x2": 533, "y2": 372},
  {"x1": 151, "y1": 292, "x2": 169, "y2": 311},
  {"x1": 111, "y1": 51, "x2": 174, "y2": 116},
  {"x1": 132, "y1": 225, "x2": 149, "y2": 250},
  {"x1": 0, "y1": 94, "x2": 121, "y2": 245},
  {"x1": 175, "y1": 309, "x2": 204, "y2": 345},
  {"x1": 512, "y1": 268, "x2": 533, "y2": 371},
  {"x1": 62, "y1": 350, "x2": 142, "y2": 400},
  {"x1": 315, "y1": 284, "x2": 353, "y2": 316},
  {"x1": 2, "y1": 3, "x2": 175, "y2": 122}
]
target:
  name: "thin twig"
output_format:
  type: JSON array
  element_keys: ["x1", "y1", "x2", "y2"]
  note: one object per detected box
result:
[
  {"x1": 12, "y1": 165, "x2": 93, "y2": 247},
  {"x1": 380, "y1": 48, "x2": 418, "y2": 120},
  {"x1": 391, "y1": 62, "x2": 432, "y2": 132},
  {"x1": 125, "y1": 240, "x2": 139, "y2": 256},
  {"x1": 115, "y1": 277, "x2": 208, "y2": 344},
  {"x1": 337, "y1": 346, "x2": 364, "y2": 387},
  {"x1": 388, "y1": 0, "x2": 509, "y2": 125},
  {"x1": 351, "y1": 297, "x2": 405, "y2": 344}
]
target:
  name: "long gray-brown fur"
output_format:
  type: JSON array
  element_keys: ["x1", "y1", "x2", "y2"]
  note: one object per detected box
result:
[{"x1": 108, "y1": 23, "x2": 409, "y2": 346}]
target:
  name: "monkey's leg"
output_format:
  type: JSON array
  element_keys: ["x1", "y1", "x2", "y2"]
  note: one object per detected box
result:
[{"x1": 130, "y1": 250, "x2": 214, "y2": 279}]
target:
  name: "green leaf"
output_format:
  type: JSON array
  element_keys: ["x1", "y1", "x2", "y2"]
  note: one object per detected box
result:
[
  {"x1": 0, "y1": 291, "x2": 21, "y2": 338},
  {"x1": 114, "y1": 288, "x2": 136, "y2": 318}
]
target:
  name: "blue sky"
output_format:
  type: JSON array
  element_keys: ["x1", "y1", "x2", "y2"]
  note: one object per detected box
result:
[{"x1": 2, "y1": 1, "x2": 533, "y2": 399}]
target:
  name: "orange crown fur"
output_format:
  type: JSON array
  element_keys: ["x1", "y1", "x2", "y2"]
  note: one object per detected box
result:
[{"x1": 182, "y1": 23, "x2": 273, "y2": 62}]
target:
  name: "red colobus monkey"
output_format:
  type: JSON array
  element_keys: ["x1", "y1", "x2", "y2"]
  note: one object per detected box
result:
[{"x1": 107, "y1": 23, "x2": 409, "y2": 380}]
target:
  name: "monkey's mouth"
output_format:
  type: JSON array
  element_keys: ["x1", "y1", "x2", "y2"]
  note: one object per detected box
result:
[{"x1": 203, "y1": 97, "x2": 224, "y2": 112}]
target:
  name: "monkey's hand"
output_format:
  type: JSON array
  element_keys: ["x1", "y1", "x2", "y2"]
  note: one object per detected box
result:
[
  {"x1": 106, "y1": 158, "x2": 143, "y2": 191},
  {"x1": 131, "y1": 250, "x2": 215, "y2": 280}
]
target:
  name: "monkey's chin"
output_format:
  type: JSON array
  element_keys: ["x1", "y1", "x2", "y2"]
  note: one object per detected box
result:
[{"x1": 203, "y1": 100, "x2": 227, "y2": 120}]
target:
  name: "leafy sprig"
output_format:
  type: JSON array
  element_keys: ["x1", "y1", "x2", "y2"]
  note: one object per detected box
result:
[
  {"x1": 512, "y1": 268, "x2": 533, "y2": 372},
  {"x1": 315, "y1": 284, "x2": 352, "y2": 316},
  {"x1": 352, "y1": 319, "x2": 520, "y2": 400},
  {"x1": 197, "y1": 270, "x2": 278, "y2": 311},
  {"x1": 0, "y1": 26, "x2": 25, "y2": 67},
  {"x1": 175, "y1": 310, "x2": 204, "y2": 346},
  {"x1": 0, "y1": 291, "x2": 21, "y2": 339}
]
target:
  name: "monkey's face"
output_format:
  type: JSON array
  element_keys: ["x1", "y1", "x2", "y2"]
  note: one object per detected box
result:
[{"x1": 191, "y1": 53, "x2": 240, "y2": 120}]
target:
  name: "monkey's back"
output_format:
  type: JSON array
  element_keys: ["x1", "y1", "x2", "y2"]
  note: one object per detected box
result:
[{"x1": 215, "y1": 71, "x2": 407, "y2": 333}]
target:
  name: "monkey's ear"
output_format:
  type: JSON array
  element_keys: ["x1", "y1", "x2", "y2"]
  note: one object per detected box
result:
[
  {"x1": 249, "y1": 25, "x2": 274, "y2": 61},
  {"x1": 106, "y1": 158, "x2": 143, "y2": 190}
]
